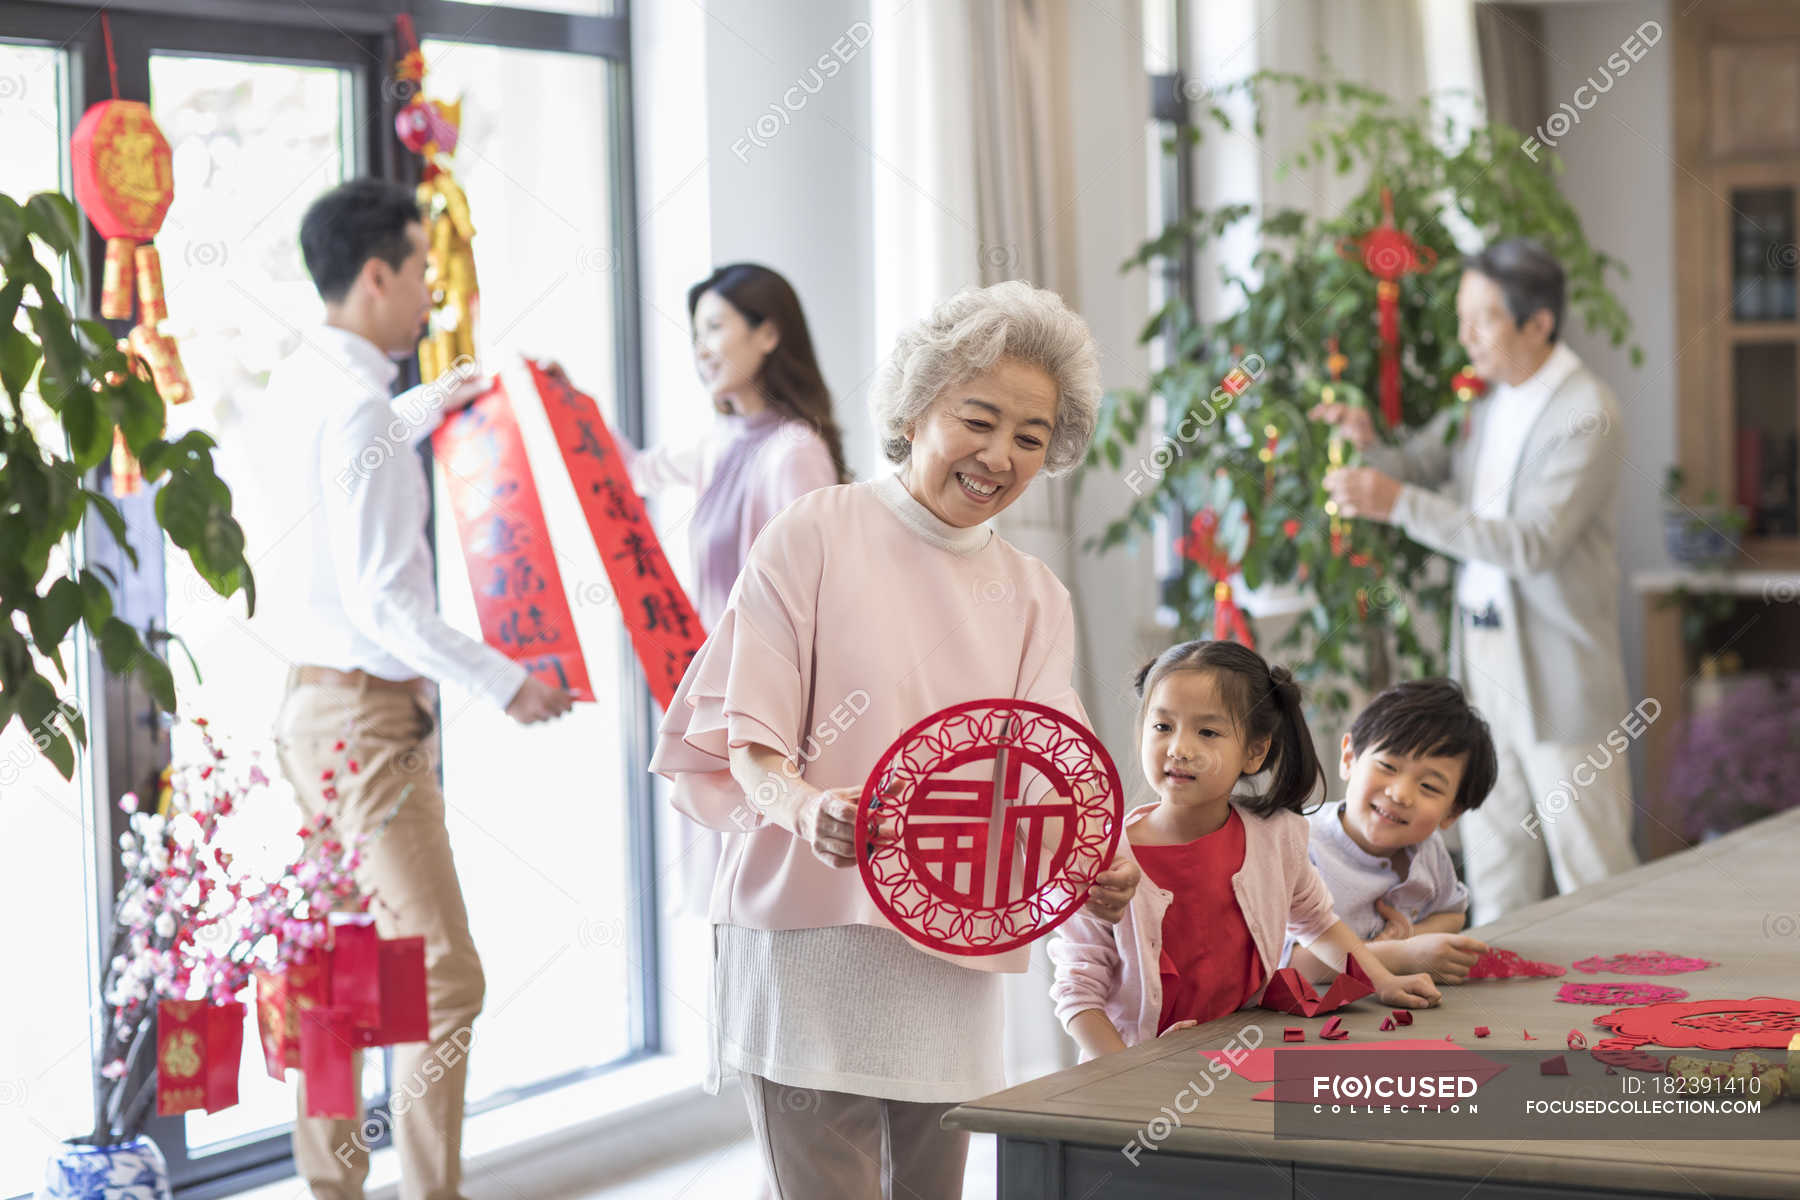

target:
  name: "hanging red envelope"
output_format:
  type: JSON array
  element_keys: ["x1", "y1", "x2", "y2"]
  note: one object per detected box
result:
[
  {"x1": 156, "y1": 999, "x2": 245, "y2": 1115},
  {"x1": 299, "y1": 1006, "x2": 360, "y2": 1120},
  {"x1": 1466, "y1": 947, "x2": 1566, "y2": 980},
  {"x1": 1260, "y1": 955, "x2": 1374, "y2": 1017},
  {"x1": 359, "y1": 936, "x2": 430, "y2": 1047},
  {"x1": 255, "y1": 951, "x2": 330, "y2": 1079},
  {"x1": 855, "y1": 699, "x2": 1123, "y2": 957},
  {"x1": 329, "y1": 917, "x2": 382, "y2": 1031},
  {"x1": 433, "y1": 381, "x2": 595, "y2": 701},
  {"x1": 525, "y1": 360, "x2": 704, "y2": 710}
]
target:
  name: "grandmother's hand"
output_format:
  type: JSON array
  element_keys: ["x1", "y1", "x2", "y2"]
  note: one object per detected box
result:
[
  {"x1": 791, "y1": 784, "x2": 897, "y2": 870},
  {"x1": 1082, "y1": 855, "x2": 1140, "y2": 924}
]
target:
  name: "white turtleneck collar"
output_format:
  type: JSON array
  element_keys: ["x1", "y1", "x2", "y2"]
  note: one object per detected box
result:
[{"x1": 872, "y1": 470, "x2": 994, "y2": 557}]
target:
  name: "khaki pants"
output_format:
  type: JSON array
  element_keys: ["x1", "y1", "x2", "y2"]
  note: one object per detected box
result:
[
  {"x1": 742, "y1": 1075, "x2": 969, "y2": 1200},
  {"x1": 1458, "y1": 627, "x2": 1640, "y2": 924},
  {"x1": 275, "y1": 672, "x2": 485, "y2": 1200}
]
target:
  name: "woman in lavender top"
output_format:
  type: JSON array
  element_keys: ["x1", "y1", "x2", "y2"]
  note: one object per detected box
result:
[
  {"x1": 621, "y1": 263, "x2": 849, "y2": 628},
  {"x1": 609, "y1": 264, "x2": 847, "y2": 915}
]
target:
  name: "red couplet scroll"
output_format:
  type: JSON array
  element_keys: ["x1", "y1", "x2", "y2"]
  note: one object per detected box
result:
[
  {"x1": 525, "y1": 360, "x2": 703, "y2": 710},
  {"x1": 432, "y1": 380, "x2": 595, "y2": 701}
]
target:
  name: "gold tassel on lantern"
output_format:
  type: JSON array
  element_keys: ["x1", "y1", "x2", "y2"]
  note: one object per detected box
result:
[
  {"x1": 101, "y1": 237, "x2": 136, "y2": 320},
  {"x1": 134, "y1": 243, "x2": 168, "y2": 326}
]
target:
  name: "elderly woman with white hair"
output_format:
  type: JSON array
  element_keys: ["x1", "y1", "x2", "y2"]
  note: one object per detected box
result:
[{"x1": 649, "y1": 281, "x2": 1139, "y2": 1197}]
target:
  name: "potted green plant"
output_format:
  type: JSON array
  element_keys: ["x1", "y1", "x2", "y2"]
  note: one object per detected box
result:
[
  {"x1": 1081, "y1": 72, "x2": 1637, "y2": 719},
  {"x1": 1, "y1": 188, "x2": 253, "y2": 775}
]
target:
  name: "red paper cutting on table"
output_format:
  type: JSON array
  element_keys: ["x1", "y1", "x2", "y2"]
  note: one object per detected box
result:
[
  {"x1": 1391, "y1": 1010, "x2": 1413, "y2": 1026},
  {"x1": 855, "y1": 699, "x2": 1123, "y2": 957},
  {"x1": 1473, "y1": 1026, "x2": 1490, "y2": 1038},
  {"x1": 1320, "y1": 1016, "x2": 1348, "y2": 1040},
  {"x1": 1379, "y1": 1016, "x2": 1394, "y2": 1031},
  {"x1": 527, "y1": 360, "x2": 704, "y2": 709},
  {"x1": 1260, "y1": 955, "x2": 1375, "y2": 1017},
  {"x1": 1556, "y1": 982, "x2": 1689, "y2": 1006},
  {"x1": 1571, "y1": 950, "x2": 1719, "y2": 976},
  {"x1": 1567, "y1": 1029, "x2": 1589, "y2": 1051},
  {"x1": 433, "y1": 382, "x2": 595, "y2": 700},
  {"x1": 1283, "y1": 1027, "x2": 1305, "y2": 1043},
  {"x1": 1594, "y1": 997, "x2": 1800, "y2": 1053},
  {"x1": 1590, "y1": 1039, "x2": 1667, "y2": 1073},
  {"x1": 1467, "y1": 948, "x2": 1566, "y2": 980}
]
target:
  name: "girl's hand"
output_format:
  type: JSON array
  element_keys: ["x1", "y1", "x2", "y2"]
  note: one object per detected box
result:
[
  {"x1": 1410, "y1": 933, "x2": 1488, "y2": 983},
  {"x1": 1371, "y1": 899, "x2": 1413, "y2": 942},
  {"x1": 1082, "y1": 856, "x2": 1141, "y2": 924},
  {"x1": 1376, "y1": 970, "x2": 1441, "y2": 1009},
  {"x1": 1157, "y1": 1019, "x2": 1199, "y2": 1037}
]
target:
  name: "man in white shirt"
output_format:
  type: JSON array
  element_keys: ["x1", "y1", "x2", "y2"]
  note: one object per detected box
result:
[
  {"x1": 1314, "y1": 239, "x2": 1638, "y2": 923},
  {"x1": 252, "y1": 178, "x2": 572, "y2": 1200}
]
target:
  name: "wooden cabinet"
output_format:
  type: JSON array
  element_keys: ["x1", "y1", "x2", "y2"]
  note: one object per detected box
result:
[{"x1": 1677, "y1": 7, "x2": 1800, "y2": 563}]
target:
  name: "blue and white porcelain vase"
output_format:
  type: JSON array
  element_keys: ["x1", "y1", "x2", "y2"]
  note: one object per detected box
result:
[{"x1": 36, "y1": 1137, "x2": 173, "y2": 1200}]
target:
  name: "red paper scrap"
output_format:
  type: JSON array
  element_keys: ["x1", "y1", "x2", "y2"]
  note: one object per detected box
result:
[
  {"x1": 1467, "y1": 948, "x2": 1565, "y2": 980},
  {"x1": 1284, "y1": 1027, "x2": 1305, "y2": 1043},
  {"x1": 1571, "y1": 951, "x2": 1719, "y2": 977},
  {"x1": 1379, "y1": 1017, "x2": 1395, "y2": 1031},
  {"x1": 1567, "y1": 1029, "x2": 1589, "y2": 1051},
  {"x1": 1605, "y1": 1066, "x2": 1618, "y2": 1075},
  {"x1": 1319, "y1": 1016, "x2": 1348, "y2": 1040},
  {"x1": 1540, "y1": 1054, "x2": 1569, "y2": 1076},
  {"x1": 1260, "y1": 955, "x2": 1374, "y2": 1017},
  {"x1": 1591, "y1": 1038, "x2": 1667, "y2": 1073},
  {"x1": 529, "y1": 360, "x2": 703, "y2": 709},
  {"x1": 1522, "y1": 1029, "x2": 1537, "y2": 1040},
  {"x1": 1556, "y1": 982, "x2": 1689, "y2": 1006},
  {"x1": 1473, "y1": 1026, "x2": 1490, "y2": 1038},
  {"x1": 1391, "y1": 1009, "x2": 1413, "y2": 1026},
  {"x1": 433, "y1": 382, "x2": 595, "y2": 701}
]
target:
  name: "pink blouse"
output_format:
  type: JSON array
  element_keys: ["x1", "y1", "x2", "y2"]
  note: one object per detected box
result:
[{"x1": 648, "y1": 472, "x2": 1085, "y2": 974}]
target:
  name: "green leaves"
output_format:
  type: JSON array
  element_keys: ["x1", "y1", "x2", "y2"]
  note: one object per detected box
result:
[
  {"x1": 1078, "y1": 68, "x2": 1635, "y2": 717},
  {"x1": 0, "y1": 187, "x2": 256, "y2": 781}
]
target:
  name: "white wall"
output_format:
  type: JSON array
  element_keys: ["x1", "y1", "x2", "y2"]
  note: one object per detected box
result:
[
  {"x1": 701, "y1": 1, "x2": 879, "y2": 476},
  {"x1": 1532, "y1": 0, "x2": 1676, "y2": 811}
]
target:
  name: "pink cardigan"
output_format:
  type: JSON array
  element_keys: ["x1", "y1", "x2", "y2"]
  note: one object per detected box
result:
[{"x1": 1048, "y1": 802, "x2": 1341, "y2": 1054}]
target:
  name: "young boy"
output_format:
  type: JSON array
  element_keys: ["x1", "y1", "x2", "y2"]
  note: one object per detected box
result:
[{"x1": 1287, "y1": 679, "x2": 1499, "y2": 984}]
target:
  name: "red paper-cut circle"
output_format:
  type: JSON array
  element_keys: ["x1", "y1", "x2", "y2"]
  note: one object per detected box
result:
[
  {"x1": 1571, "y1": 950, "x2": 1718, "y2": 976},
  {"x1": 1556, "y1": 982, "x2": 1688, "y2": 1006},
  {"x1": 856, "y1": 699, "x2": 1123, "y2": 957},
  {"x1": 1595, "y1": 997, "x2": 1800, "y2": 1053}
]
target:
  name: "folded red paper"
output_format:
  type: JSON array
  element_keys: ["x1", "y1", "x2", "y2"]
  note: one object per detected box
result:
[
  {"x1": 1473, "y1": 1026, "x2": 1490, "y2": 1038},
  {"x1": 1319, "y1": 1016, "x2": 1348, "y2": 1040},
  {"x1": 1260, "y1": 955, "x2": 1373, "y2": 1017},
  {"x1": 1391, "y1": 1009, "x2": 1413, "y2": 1026},
  {"x1": 1567, "y1": 1029, "x2": 1589, "y2": 1051},
  {"x1": 1539, "y1": 1054, "x2": 1568, "y2": 1076},
  {"x1": 1283, "y1": 1027, "x2": 1305, "y2": 1043}
]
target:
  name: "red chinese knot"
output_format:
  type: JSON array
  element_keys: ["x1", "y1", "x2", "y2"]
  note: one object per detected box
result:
[{"x1": 857, "y1": 699, "x2": 1123, "y2": 957}]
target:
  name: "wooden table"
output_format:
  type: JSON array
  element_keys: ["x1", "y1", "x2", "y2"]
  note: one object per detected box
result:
[{"x1": 946, "y1": 808, "x2": 1800, "y2": 1198}]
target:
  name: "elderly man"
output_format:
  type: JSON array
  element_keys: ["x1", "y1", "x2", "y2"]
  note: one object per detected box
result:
[{"x1": 1314, "y1": 238, "x2": 1639, "y2": 923}]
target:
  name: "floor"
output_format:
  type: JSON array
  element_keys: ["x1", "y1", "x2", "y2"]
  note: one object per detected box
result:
[{"x1": 571, "y1": 1134, "x2": 997, "y2": 1198}]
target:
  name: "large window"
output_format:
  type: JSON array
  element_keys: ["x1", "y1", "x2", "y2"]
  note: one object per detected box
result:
[
  {"x1": 0, "y1": 38, "x2": 99, "y2": 1200},
  {"x1": 0, "y1": 3, "x2": 643, "y2": 1196}
]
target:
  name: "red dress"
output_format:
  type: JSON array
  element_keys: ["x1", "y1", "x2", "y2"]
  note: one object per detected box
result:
[{"x1": 1131, "y1": 807, "x2": 1265, "y2": 1034}]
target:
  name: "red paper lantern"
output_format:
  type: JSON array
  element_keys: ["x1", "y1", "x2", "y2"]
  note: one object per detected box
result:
[{"x1": 70, "y1": 100, "x2": 173, "y2": 320}]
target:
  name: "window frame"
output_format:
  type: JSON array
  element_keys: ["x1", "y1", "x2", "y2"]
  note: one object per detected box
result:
[{"x1": 1, "y1": 2, "x2": 651, "y2": 1195}]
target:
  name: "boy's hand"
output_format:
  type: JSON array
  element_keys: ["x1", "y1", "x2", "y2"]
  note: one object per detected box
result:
[
  {"x1": 1158, "y1": 1019, "x2": 1199, "y2": 1037},
  {"x1": 1408, "y1": 932, "x2": 1489, "y2": 983},
  {"x1": 1375, "y1": 970, "x2": 1441, "y2": 1009},
  {"x1": 1371, "y1": 899, "x2": 1413, "y2": 942}
]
